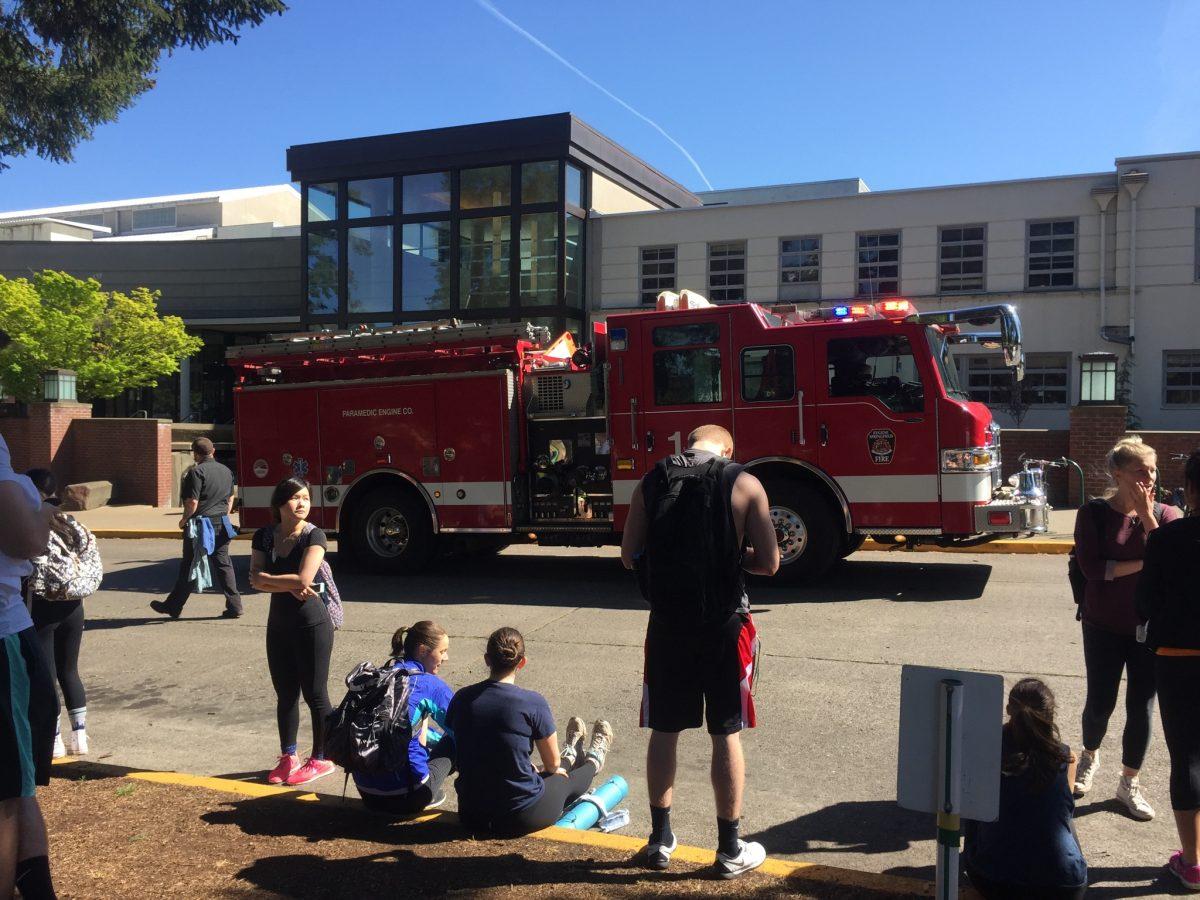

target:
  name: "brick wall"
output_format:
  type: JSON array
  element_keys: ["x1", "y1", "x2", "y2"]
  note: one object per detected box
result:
[
  {"x1": 1000, "y1": 428, "x2": 1072, "y2": 505},
  {"x1": 1069, "y1": 406, "x2": 1130, "y2": 499},
  {"x1": 1128, "y1": 431, "x2": 1200, "y2": 495}
]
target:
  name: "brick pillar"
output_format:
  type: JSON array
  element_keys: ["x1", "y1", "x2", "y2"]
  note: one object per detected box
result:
[
  {"x1": 1069, "y1": 405, "x2": 1128, "y2": 499},
  {"x1": 17, "y1": 402, "x2": 92, "y2": 482}
]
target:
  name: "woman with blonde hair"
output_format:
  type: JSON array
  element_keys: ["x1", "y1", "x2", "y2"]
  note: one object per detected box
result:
[{"x1": 1072, "y1": 435, "x2": 1181, "y2": 819}]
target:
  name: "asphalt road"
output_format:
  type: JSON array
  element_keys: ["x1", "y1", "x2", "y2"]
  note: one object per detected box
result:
[{"x1": 67, "y1": 539, "x2": 1181, "y2": 896}]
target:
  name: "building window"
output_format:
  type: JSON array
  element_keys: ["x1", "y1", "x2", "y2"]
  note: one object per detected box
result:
[
  {"x1": 708, "y1": 241, "x2": 746, "y2": 303},
  {"x1": 460, "y1": 166, "x2": 511, "y2": 210},
  {"x1": 68, "y1": 213, "x2": 104, "y2": 227},
  {"x1": 964, "y1": 356, "x2": 1011, "y2": 406},
  {"x1": 742, "y1": 346, "x2": 795, "y2": 402},
  {"x1": 347, "y1": 225, "x2": 393, "y2": 314},
  {"x1": 566, "y1": 164, "x2": 584, "y2": 209},
  {"x1": 1079, "y1": 353, "x2": 1117, "y2": 403},
  {"x1": 1027, "y1": 219, "x2": 1076, "y2": 289},
  {"x1": 780, "y1": 236, "x2": 820, "y2": 301},
  {"x1": 1195, "y1": 209, "x2": 1199, "y2": 282},
  {"x1": 1164, "y1": 350, "x2": 1200, "y2": 407},
  {"x1": 401, "y1": 222, "x2": 450, "y2": 311},
  {"x1": 856, "y1": 231, "x2": 900, "y2": 297},
  {"x1": 131, "y1": 206, "x2": 176, "y2": 230},
  {"x1": 459, "y1": 215, "x2": 511, "y2": 309},
  {"x1": 1021, "y1": 353, "x2": 1070, "y2": 406},
  {"x1": 306, "y1": 229, "x2": 338, "y2": 316},
  {"x1": 564, "y1": 214, "x2": 584, "y2": 308},
  {"x1": 347, "y1": 178, "x2": 393, "y2": 219},
  {"x1": 307, "y1": 183, "x2": 338, "y2": 223},
  {"x1": 939, "y1": 225, "x2": 985, "y2": 293},
  {"x1": 519, "y1": 212, "x2": 559, "y2": 306},
  {"x1": 640, "y1": 246, "x2": 676, "y2": 305},
  {"x1": 521, "y1": 162, "x2": 558, "y2": 205},
  {"x1": 402, "y1": 172, "x2": 451, "y2": 215}
]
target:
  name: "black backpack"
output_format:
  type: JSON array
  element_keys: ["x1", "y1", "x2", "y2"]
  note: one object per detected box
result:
[
  {"x1": 1068, "y1": 499, "x2": 1163, "y2": 619},
  {"x1": 637, "y1": 455, "x2": 743, "y2": 627},
  {"x1": 325, "y1": 658, "x2": 414, "y2": 775}
]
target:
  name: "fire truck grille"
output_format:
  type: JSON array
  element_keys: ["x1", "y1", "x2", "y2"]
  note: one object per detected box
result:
[{"x1": 535, "y1": 375, "x2": 565, "y2": 412}]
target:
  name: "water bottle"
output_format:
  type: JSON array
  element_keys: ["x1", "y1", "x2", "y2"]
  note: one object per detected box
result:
[{"x1": 598, "y1": 809, "x2": 630, "y2": 833}]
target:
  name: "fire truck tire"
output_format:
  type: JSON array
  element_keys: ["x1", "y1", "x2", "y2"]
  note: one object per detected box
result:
[
  {"x1": 764, "y1": 481, "x2": 839, "y2": 582},
  {"x1": 841, "y1": 533, "x2": 867, "y2": 558},
  {"x1": 349, "y1": 487, "x2": 435, "y2": 574}
]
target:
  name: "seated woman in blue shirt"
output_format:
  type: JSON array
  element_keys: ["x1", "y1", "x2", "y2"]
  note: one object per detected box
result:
[
  {"x1": 446, "y1": 626, "x2": 614, "y2": 837},
  {"x1": 964, "y1": 677, "x2": 1088, "y2": 899},
  {"x1": 353, "y1": 620, "x2": 455, "y2": 814}
]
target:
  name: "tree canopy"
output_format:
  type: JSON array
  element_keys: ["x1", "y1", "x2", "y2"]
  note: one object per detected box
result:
[
  {"x1": 0, "y1": 0, "x2": 287, "y2": 170},
  {"x1": 0, "y1": 270, "x2": 203, "y2": 402}
]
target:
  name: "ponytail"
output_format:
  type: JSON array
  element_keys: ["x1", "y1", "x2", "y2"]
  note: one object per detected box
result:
[{"x1": 391, "y1": 620, "x2": 447, "y2": 660}]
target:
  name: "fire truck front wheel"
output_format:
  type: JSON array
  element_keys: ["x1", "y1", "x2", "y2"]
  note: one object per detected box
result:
[
  {"x1": 349, "y1": 487, "x2": 435, "y2": 574},
  {"x1": 764, "y1": 481, "x2": 839, "y2": 582}
]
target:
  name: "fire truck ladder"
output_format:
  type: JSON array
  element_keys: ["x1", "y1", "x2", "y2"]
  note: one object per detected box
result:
[{"x1": 226, "y1": 320, "x2": 552, "y2": 360}]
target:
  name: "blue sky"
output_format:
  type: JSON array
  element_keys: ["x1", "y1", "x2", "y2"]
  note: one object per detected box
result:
[{"x1": 2, "y1": 0, "x2": 1198, "y2": 210}]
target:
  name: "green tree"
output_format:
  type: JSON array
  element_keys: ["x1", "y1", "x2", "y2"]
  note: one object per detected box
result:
[
  {"x1": 0, "y1": 271, "x2": 203, "y2": 401},
  {"x1": 0, "y1": 0, "x2": 286, "y2": 170}
]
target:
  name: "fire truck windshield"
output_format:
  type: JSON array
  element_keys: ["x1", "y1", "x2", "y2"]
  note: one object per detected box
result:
[{"x1": 929, "y1": 327, "x2": 969, "y2": 400}]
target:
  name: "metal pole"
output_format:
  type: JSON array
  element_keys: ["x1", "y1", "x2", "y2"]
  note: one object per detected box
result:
[{"x1": 936, "y1": 679, "x2": 964, "y2": 900}]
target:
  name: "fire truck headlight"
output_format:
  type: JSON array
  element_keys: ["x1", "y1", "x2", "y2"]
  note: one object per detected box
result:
[{"x1": 942, "y1": 448, "x2": 998, "y2": 473}]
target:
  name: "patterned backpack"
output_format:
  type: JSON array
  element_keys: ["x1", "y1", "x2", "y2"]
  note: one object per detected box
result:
[
  {"x1": 29, "y1": 515, "x2": 103, "y2": 602},
  {"x1": 262, "y1": 522, "x2": 344, "y2": 629}
]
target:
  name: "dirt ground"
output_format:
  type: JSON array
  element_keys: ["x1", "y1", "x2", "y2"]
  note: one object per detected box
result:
[{"x1": 38, "y1": 773, "x2": 929, "y2": 899}]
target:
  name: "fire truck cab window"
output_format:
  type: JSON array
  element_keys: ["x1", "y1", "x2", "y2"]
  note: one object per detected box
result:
[
  {"x1": 654, "y1": 348, "x2": 723, "y2": 406},
  {"x1": 652, "y1": 323, "x2": 720, "y2": 347},
  {"x1": 741, "y1": 346, "x2": 795, "y2": 402},
  {"x1": 827, "y1": 335, "x2": 924, "y2": 413}
]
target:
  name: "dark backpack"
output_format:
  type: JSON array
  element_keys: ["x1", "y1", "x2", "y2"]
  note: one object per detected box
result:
[
  {"x1": 1068, "y1": 499, "x2": 1164, "y2": 619},
  {"x1": 324, "y1": 659, "x2": 414, "y2": 775},
  {"x1": 637, "y1": 455, "x2": 743, "y2": 627}
]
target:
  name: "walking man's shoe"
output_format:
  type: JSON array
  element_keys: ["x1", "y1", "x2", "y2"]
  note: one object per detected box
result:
[{"x1": 149, "y1": 600, "x2": 181, "y2": 619}]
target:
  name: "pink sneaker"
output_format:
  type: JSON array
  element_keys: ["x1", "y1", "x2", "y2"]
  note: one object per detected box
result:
[
  {"x1": 286, "y1": 757, "x2": 336, "y2": 786},
  {"x1": 267, "y1": 754, "x2": 300, "y2": 785},
  {"x1": 1169, "y1": 851, "x2": 1200, "y2": 891}
]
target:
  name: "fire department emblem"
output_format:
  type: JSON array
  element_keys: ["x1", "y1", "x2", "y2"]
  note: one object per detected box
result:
[
  {"x1": 252, "y1": 458, "x2": 269, "y2": 479},
  {"x1": 868, "y1": 429, "x2": 896, "y2": 465},
  {"x1": 292, "y1": 457, "x2": 309, "y2": 478}
]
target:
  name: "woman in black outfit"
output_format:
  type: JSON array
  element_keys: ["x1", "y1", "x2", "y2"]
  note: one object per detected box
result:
[
  {"x1": 1137, "y1": 449, "x2": 1200, "y2": 891},
  {"x1": 250, "y1": 477, "x2": 336, "y2": 788},
  {"x1": 25, "y1": 469, "x2": 89, "y2": 757}
]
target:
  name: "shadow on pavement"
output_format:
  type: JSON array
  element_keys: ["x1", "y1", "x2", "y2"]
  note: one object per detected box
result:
[
  {"x1": 755, "y1": 559, "x2": 991, "y2": 604},
  {"x1": 1084, "y1": 864, "x2": 1180, "y2": 897},
  {"x1": 746, "y1": 799, "x2": 933, "y2": 856}
]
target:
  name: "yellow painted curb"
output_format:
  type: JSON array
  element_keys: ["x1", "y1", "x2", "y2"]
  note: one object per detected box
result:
[
  {"x1": 861, "y1": 538, "x2": 1071, "y2": 555},
  {"x1": 91, "y1": 530, "x2": 254, "y2": 540},
  {"x1": 127, "y1": 770, "x2": 321, "y2": 801}
]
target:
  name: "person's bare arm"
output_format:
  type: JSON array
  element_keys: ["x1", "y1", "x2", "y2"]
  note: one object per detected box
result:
[
  {"x1": 535, "y1": 733, "x2": 564, "y2": 775},
  {"x1": 620, "y1": 485, "x2": 647, "y2": 570},
  {"x1": 0, "y1": 481, "x2": 51, "y2": 560},
  {"x1": 249, "y1": 544, "x2": 325, "y2": 599},
  {"x1": 227, "y1": 490, "x2": 236, "y2": 516},
  {"x1": 736, "y1": 472, "x2": 780, "y2": 576},
  {"x1": 178, "y1": 497, "x2": 199, "y2": 530}
]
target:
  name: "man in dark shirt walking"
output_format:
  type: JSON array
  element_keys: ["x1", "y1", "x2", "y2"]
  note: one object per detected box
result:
[{"x1": 151, "y1": 438, "x2": 242, "y2": 619}]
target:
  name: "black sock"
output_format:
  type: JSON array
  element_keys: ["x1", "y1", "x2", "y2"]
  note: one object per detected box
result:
[
  {"x1": 649, "y1": 804, "x2": 673, "y2": 845},
  {"x1": 717, "y1": 817, "x2": 740, "y2": 857},
  {"x1": 15, "y1": 855, "x2": 57, "y2": 900}
]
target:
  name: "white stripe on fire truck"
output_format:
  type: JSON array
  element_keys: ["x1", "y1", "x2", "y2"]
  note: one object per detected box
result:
[
  {"x1": 617, "y1": 472, "x2": 989, "y2": 507},
  {"x1": 238, "y1": 482, "x2": 509, "y2": 509},
  {"x1": 940, "y1": 472, "x2": 993, "y2": 503}
]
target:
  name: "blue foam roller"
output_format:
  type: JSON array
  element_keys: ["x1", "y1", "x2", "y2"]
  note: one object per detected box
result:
[{"x1": 554, "y1": 775, "x2": 629, "y2": 829}]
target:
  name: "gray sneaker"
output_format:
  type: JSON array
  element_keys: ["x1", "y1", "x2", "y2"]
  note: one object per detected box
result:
[
  {"x1": 714, "y1": 839, "x2": 767, "y2": 879},
  {"x1": 1073, "y1": 750, "x2": 1099, "y2": 797},
  {"x1": 585, "y1": 719, "x2": 613, "y2": 771},
  {"x1": 1116, "y1": 775, "x2": 1155, "y2": 821},
  {"x1": 560, "y1": 716, "x2": 586, "y2": 769}
]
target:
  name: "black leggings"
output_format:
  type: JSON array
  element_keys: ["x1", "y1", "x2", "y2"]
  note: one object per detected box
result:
[
  {"x1": 1156, "y1": 654, "x2": 1200, "y2": 810},
  {"x1": 32, "y1": 599, "x2": 86, "y2": 712},
  {"x1": 489, "y1": 761, "x2": 598, "y2": 837},
  {"x1": 266, "y1": 621, "x2": 333, "y2": 758},
  {"x1": 1080, "y1": 623, "x2": 1156, "y2": 769},
  {"x1": 360, "y1": 755, "x2": 454, "y2": 815}
]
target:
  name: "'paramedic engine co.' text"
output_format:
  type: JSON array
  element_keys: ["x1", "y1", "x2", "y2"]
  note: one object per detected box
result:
[{"x1": 341, "y1": 408, "x2": 414, "y2": 418}]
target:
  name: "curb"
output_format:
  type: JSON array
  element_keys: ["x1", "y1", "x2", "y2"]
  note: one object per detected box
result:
[
  {"x1": 51, "y1": 758, "x2": 938, "y2": 898},
  {"x1": 861, "y1": 538, "x2": 1072, "y2": 555},
  {"x1": 90, "y1": 529, "x2": 253, "y2": 540}
]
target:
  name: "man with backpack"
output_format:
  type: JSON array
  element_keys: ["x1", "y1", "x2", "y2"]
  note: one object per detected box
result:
[{"x1": 620, "y1": 424, "x2": 779, "y2": 879}]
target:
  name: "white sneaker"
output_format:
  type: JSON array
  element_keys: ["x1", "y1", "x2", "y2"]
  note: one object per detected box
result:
[
  {"x1": 714, "y1": 839, "x2": 767, "y2": 879},
  {"x1": 1073, "y1": 750, "x2": 1099, "y2": 797},
  {"x1": 640, "y1": 833, "x2": 677, "y2": 870},
  {"x1": 52, "y1": 733, "x2": 66, "y2": 759},
  {"x1": 1117, "y1": 775, "x2": 1155, "y2": 821},
  {"x1": 67, "y1": 729, "x2": 89, "y2": 756}
]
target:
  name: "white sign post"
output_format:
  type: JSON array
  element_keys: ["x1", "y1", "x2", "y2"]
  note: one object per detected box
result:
[{"x1": 898, "y1": 665, "x2": 1004, "y2": 900}]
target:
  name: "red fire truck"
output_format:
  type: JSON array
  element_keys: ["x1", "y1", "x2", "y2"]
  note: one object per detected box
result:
[{"x1": 228, "y1": 296, "x2": 1049, "y2": 581}]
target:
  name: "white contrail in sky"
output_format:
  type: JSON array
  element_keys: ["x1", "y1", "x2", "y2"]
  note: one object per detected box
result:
[{"x1": 474, "y1": 0, "x2": 714, "y2": 191}]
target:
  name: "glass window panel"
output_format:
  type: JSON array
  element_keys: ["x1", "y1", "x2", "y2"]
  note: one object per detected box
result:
[
  {"x1": 347, "y1": 225, "x2": 393, "y2": 314},
  {"x1": 131, "y1": 207, "x2": 175, "y2": 229},
  {"x1": 459, "y1": 215, "x2": 511, "y2": 308},
  {"x1": 520, "y1": 212, "x2": 559, "y2": 306},
  {"x1": 565, "y1": 213, "x2": 584, "y2": 308},
  {"x1": 1029, "y1": 222, "x2": 1052, "y2": 237},
  {"x1": 566, "y1": 164, "x2": 584, "y2": 208},
  {"x1": 307, "y1": 183, "x2": 337, "y2": 223},
  {"x1": 653, "y1": 348, "x2": 723, "y2": 406},
  {"x1": 963, "y1": 227, "x2": 985, "y2": 241},
  {"x1": 306, "y1": 229, "x2": 339, "y2": 316},
  {"x1": 641, "y1": 246, "x2": 676, "y2": 304},
  {"x1": 401, "y1": 221, "x2": 451, "y2": 311},
  {"x1": 522, "y1": 161, "x2": 559, "y2": 205},
  {"x1": 461, "y1": 166, "x2": 511, "y2": 209},
  {"x1": 827, "y1": 335, "x2": 923, "y2": 412},
  {"x1": 402, "y1": 172, "x2": 451, "y2": 215},
  {"x1": 800, "y1": 237, "x2": 820, "y2": 252},
  {"x1": 653, "y1": 323, "x2": 720, "y2": 347},
  {"x1": 781, "y1": 239, "x2": 800, "y2": 253},
  {"x1": 347, "y1": 178, "x2": 393, "y2": 219},
  {"x1": 742, "y1": 346, "x2": 795, "y2": 402},
  {"x1": 1053, "y1": 221, "x2": 1075, "y2": 235},
  {"x1": 941, "y1": 228, "x2": 962, "y2": 242}
]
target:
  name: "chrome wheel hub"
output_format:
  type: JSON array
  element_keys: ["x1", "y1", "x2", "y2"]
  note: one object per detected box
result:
[
  {"x1": 770, "y1": 506, "x2": 808, "y2": 564},
  {"x1": 366, "y1": 506, "x2": 410, "y2": 558}
]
